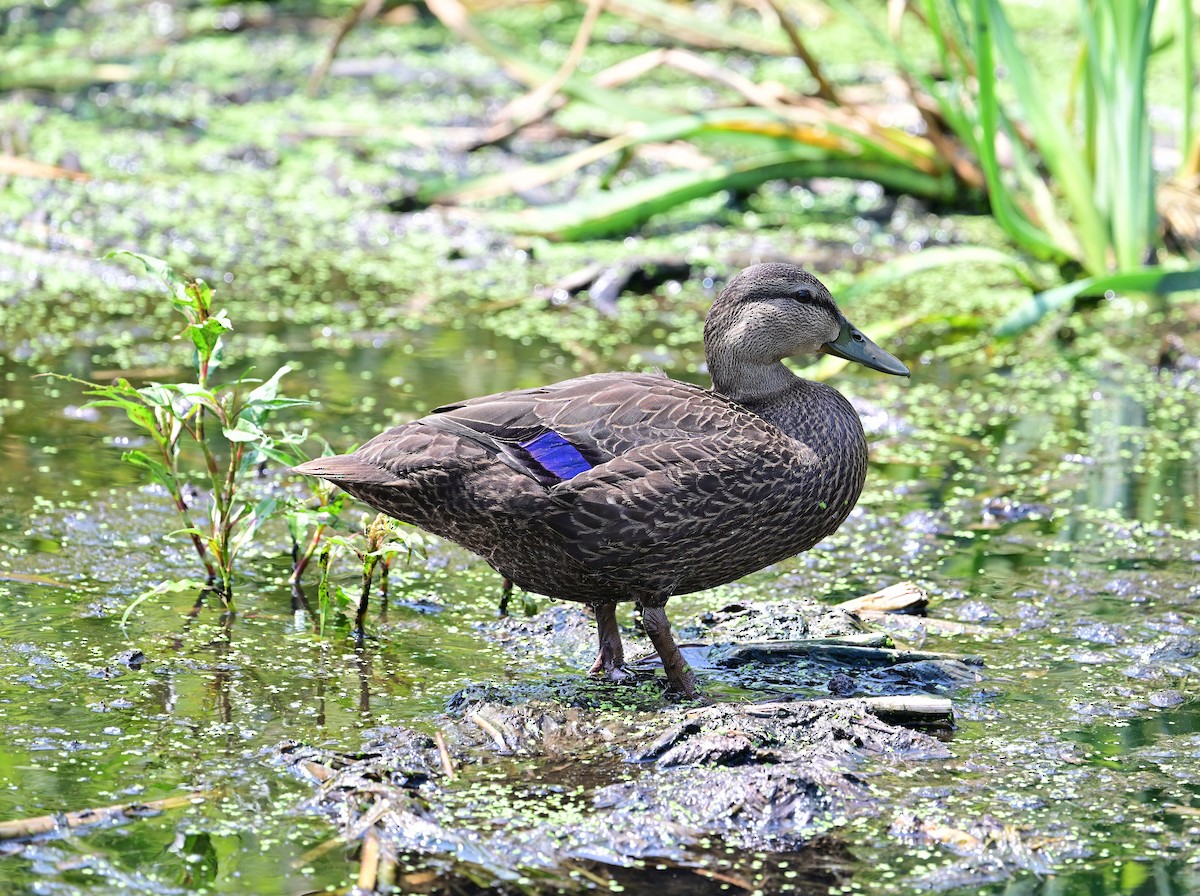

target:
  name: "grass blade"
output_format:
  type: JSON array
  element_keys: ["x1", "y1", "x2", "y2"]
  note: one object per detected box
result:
[
  {"x1": 500, "y1": 152, "x2": 956, "y2": 241},
  {"x1": 985, "y1": 0, "x2": 1108, "y2": 273},
  {"x1": 971, "y1": 0, "x2": 1067, "y2": 264},
  {"x1": 838, "y1": 244, "x2": 1037, "y2": 301},
  {"x1": 996, "y1": 264, "x2": 1200, "y2": 336},
  {"x1": 425, "y1": 104, "x2": 947, "y2": 207},
  {"x1": 1079, "y1": 0, "x2": 1157, "y2": 271}
]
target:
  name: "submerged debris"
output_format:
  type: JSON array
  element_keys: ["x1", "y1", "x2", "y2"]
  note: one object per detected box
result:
[
  {"x1": 889, "y1": 813, "x2": 1075, "y2": 886},
  {"x1": 281, "y1": 592, "x2": 969, "y2": 893},
  {"x1": 632, "y1": 699, "x2": 952, "y2": 767},
  {"x1": 281, "y1": 694, "x2": 951, "y2": 892},
  {"x1": 540, "y1": 257, "x2": 696, "y2": 316}
]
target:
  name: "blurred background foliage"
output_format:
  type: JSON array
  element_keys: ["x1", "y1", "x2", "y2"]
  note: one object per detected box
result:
[
  {"x1": 2, "y1": 6, "x2": 1200, "y2": 893},
  {"x1": 1, "y1": 0, "x2": 1198, "y2": 340}
]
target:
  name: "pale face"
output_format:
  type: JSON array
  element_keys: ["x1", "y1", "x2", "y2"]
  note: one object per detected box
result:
[{"x1": 704, "y1": 263, "x2": 843, "y2": 366}]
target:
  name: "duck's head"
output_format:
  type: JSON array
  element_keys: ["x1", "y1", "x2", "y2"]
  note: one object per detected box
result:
[{"x1": 703, "y1": 263, "x2": 909, "y2": 399}]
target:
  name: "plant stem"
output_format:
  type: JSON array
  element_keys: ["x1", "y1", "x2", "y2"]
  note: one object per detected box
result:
[
  {"x1": 157, "y1": 427, "x2": 218, "y2": 583},
  {"x1": 289, "y1": 524, "x2": 326, "y2": 587},
  {"x1": 317, "y1": 543, "x2": 333, "y2": 636},
  {"x1": 213, "y1": 441, "x2": 244, "y2": 602}
]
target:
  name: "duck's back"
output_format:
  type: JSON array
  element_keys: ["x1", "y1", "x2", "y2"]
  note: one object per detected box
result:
[{"x1": 296, "y1": 371, "x2": 867, "y2": 601}]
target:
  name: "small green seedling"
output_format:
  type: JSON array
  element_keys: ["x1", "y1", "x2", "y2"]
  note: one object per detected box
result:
[{"x1": 49, "y1": 251, "x2": 310, "y2": 608}]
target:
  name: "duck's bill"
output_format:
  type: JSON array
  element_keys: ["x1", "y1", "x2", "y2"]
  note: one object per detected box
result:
[{"x1": 822, "y1": 320, "x2": 911, "y2": 377}]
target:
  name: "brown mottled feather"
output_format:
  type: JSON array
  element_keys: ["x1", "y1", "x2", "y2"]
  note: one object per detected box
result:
[{"x1": 293, "y1": 263, "x2": 908, "y2": 697}]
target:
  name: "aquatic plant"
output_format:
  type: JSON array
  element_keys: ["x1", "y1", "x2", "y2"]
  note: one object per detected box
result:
[
  {"x1": 871, "y1": 0, "x2": 1200, "y2": 333},
  {"x1": 44, "y1": 253, "x2": 433, "y2": 630},
  {"x1": 416, "y1": 0, "x2": 959, "y2": 235},
  {"x1": 313, "y1": 513, "x2": 427, "y2": 637},
  {"x1": 412, "y1": 0, "x2": 1199, "y2": 334},
  {"x1": 49, "y1": 252, "x2": 311, "y2": 606}
]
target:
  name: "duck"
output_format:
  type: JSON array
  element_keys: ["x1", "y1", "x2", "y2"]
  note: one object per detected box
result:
[{"x1": 293, "y1": 263, "x2": 909, "y2": 699}]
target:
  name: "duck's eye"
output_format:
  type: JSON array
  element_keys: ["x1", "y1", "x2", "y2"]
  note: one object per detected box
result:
[{"x1": 792, "y1": 287, "x2": 813, "y2": 301}]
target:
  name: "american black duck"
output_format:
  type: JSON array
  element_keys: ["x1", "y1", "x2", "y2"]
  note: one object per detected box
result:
[{"x1": 293, "y1": 263, "x2": 909, "y2": 699}]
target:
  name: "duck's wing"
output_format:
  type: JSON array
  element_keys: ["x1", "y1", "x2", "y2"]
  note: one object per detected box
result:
[
  {"x1": 540, "y1": 422, "x2": 821, "y2": 571},
  {"x1": 434, "y1": 371, "x2": 823, "y2": 562},
  {"x1": 297, "y1": 370, "x2": 802, "y2": 506},
  {"x1": 414, "y1": 371, "x2": 751, "y2": 487},
  {"x1": 295, "y1": 372, "x2": 626, "y2": 486}
]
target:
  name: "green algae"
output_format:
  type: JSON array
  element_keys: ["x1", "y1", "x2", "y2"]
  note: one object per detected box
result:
[
  {"x1": 2, "y1": 0, "x2": 1200, "y2": 893},
  {"x1": 12, "y1": 307, "x2": 1200, "y2": 893}
]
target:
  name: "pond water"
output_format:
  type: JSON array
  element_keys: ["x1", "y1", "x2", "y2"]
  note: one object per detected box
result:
[
  {"x1": 2, "y1": 291, "x2": 1200, "y2": 894},
  {"x1": 3, "y1": 1, "x2": 1200, "y2": 893}
]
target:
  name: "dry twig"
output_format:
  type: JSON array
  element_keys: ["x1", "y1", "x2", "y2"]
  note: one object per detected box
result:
[
  {"x1": 307, "y1": 0, "x2": 386, "y2": 97},
  {"x1": 836, "y1": 581, "x2": 929, "y2": 614},
  {"x1": 764, "y1": 0, "x2": 840, "y2": 103},
  {"x1": 357, "y1": 827, "x2": 381, "y2": 892},
  {"x1": 0, "y1": 791, "x2": 211, "y2": 841},
  {"x1": 0, "y1": 155, "x2": 91, "y2": 182},
  {"x1": 486, "y1": 0, "x2": 606, "y2": 141},
  {"x1": 434, "y1": 730, "x2": 457, "y2": 780}
]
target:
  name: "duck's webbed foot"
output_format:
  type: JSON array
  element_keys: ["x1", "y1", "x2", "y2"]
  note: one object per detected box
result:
[
  {"x1": 588, "y1": 602, "x2": 631, "y2": 683},
  {"x1": 639, "y1": 599, "x2": 699, "y2": 700}
]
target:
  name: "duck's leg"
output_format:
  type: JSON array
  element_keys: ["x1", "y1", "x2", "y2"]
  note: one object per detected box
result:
[
  {"x1": 639, "y1": 599, "x2": 698, "y2": 699},
  {"x1": 588, "y1": 602, "x2": 630, "y2": 682},
  {"x1": 498, "y1": 576, "x2": 514, "y2": 618}
]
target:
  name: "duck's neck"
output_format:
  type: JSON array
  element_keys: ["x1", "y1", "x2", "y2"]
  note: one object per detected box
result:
[
  {"x1": 710, "y1": 357, "x2": 862, "y2": 458},
  {"x1": 709, "y1": 358, "x2": 801, "y2": 410}
]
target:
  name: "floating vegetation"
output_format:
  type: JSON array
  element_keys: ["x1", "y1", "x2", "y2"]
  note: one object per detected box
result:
[{"x1": 2, "y1": 1, "x2": 1200, "y2": 894}]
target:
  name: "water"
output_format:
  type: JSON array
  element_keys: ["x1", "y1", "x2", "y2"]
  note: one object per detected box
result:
[
  {"x1": 3, "y1": 305, "x2": 1200, "y2": 893},
  {"x1": 2, "y1": 3, "x2": 1198, "y2": 889}
]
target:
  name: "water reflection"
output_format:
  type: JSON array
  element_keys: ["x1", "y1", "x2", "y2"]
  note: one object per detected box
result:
[
  {"x1": 3, "y1": 313, "x2": 1200, "y2": 895},
  {"x1": 1081, "y1": 375, "x2": 1198, "y2": 528}
]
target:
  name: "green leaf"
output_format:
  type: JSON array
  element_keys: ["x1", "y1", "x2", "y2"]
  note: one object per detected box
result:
[
  {"x1": 137, "y1": 383, "x2": 177, "y2": 408},
  {"x1": 251, "y1": 442, "x2": 307, "y2": 467},
  {"x1": 120, "y1": 577, "x2": 210, "y2": 628},
  {"x1": 229, "y1": 496, "x2": 278, "y2": 556},
  {"x1": 222, "y1": 421, "x2": 264, "y2": 443},
  {"x1": 240, "y1": 365, "x2": 310, "y2": 427},
  {"x1": 996, "y1": 265, "x2": 1200, "y2": 336},
  {"x1": 501, "y1": 152, "x2": 955, "y2": 241},
  {"x1": 79, "y1": 377, "x2": 139, "y2": 399},
  {"x1": 332, "y1": 585, "x2": 354, "y2": 610},
  {"x1": 838, "y1": 245, "x2": 1036, "y2": 302},
  {"x1": 125, "y1": 403, "x2": 157, "y2": 431},
  {"x1": 184, "y1": 313, "x2": 231, "y2": 359},
  {"x1": 172, "y1": 383, "x2": 223, "y2": 415},
  {"x1": 245, "y1": 364, "x2": 289, "y2": 403},
  {"x1": 317, "y1": 491, "x2": 349, "y2": 518},
  {"x1": 107, "y1": 250, "x2": 186, "y2": 297},
  {"x1": 252, "y1": 397, "x2": 312, "y2": 413},
  {"x1": 184, "y1": 277, "x2": 216, "y2": 315},
  {"x1": 167, "y1": 526, "x2": 207, "y2": 539},
  {"x1": 121, "y1": 449, "x2": 176, "y2": 491},
  {"x1": 82, "y1": 397, "x2": 162, "y2": 437}
]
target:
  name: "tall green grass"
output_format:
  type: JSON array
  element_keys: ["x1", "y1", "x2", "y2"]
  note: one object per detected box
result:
[
  {"x1": 421, "y1": 0, "x2": 1199, "y2": 334},
  {"x1": 842, "y1": 0, "x2": 1200, "y2": 331}
]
